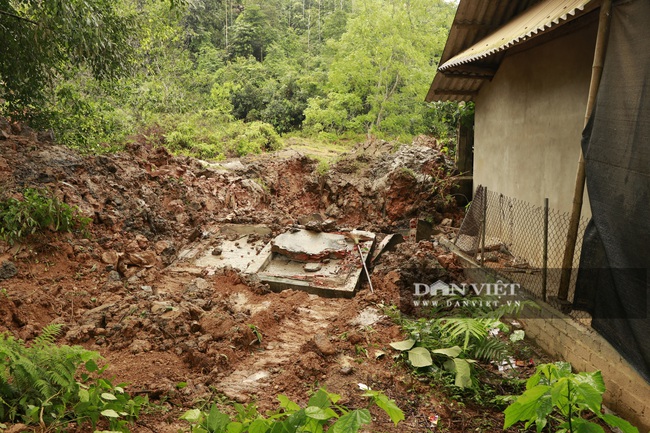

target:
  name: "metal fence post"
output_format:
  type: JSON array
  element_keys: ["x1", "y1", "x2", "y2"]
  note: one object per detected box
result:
[
  {"x1": 542, "y1": 198, "x2": 549, "y2": 302},
  {"x1": 481, "y1": 186, "x2": 487, "y2": 266}
]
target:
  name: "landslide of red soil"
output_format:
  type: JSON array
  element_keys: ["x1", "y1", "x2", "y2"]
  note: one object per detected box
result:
[{"x1": 0, "y1": 124, "x2": 521, "y2": 432}]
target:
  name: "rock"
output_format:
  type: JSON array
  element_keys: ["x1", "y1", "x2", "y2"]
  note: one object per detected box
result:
[
  {"x1": 129, "y1": 339, "x2": 152, "y2": 354},
  {"x1": 155, "y1": 240, "x2": 173, "y2": 255},
  {"x1": 151, "y1": 301, "x2": 174, "y2": 315},
  {"x1": 304, "y1": 263, "x2": 322, "y2": 272},
  {"x1": 107, "y1": 270, "x2": 121, "y2": 282},
  {"x1": 410, "y1": 218, "x2": 434, "y2": 242},
  {"x1": 135, "y1": 234, "x2": 149, "y2": 249},
  {"x1": 297, "y1": 213, "x2": 323, "y2": 226},
  {"x1": 305, "y1": 220, "x2": 322, "y2": 232},
  {"x1": 325, "y1": 204, "x2": 340, "y2": 217},
  {"x1": 440, "y1": 218, "x2": 452, "y2": 226},
  {"x1": 120, "y1": 250, "x2": 158, "y2": 268},
  {"x1": 313, "y1": 333, "x2": 337, "y2": 356},
  {"x1": 212, "y1": 247, "x2": 223, "y2": 256},
  {"x1": 321, "y1": 219, "x2": 337, "y2": 231},
  {"x1": 0, "y1": 261, "x2": 18, "y2": 280},
  {"x1": 193, "y1": 278, "x2": 210, "y2": 290},
  {"x1": 347, "y1": 331, "x2": 364, "y2": 345},
  {"x1": 338, "y1": 355, "x2": 355, "y2": 375},
  {"x1": 101, "y1": 251, "x2": 120, "y2": 266}
]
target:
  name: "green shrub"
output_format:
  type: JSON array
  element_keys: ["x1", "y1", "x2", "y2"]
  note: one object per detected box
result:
[
  {"x1": 504, "y1": 362, "x2": 638, "y2": 433},
  {"x1": 232, "y1": 121, "x2": 282, "y2": 156},
  {"x1": 180, "y1": 386, "x2": 403, "y2": 433},
  {"x1": 0, "y1": 324, "x2": 146, "y2": 431},
  {"x1": 0, "y1": 188, "x2": 91, "y2": 244}
]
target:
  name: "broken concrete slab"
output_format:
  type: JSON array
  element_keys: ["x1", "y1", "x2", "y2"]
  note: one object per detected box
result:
[
  {"x1": 271, "y1": 230, "x2": 349, "y2": 262},
  {"x1": 168, "y1": 225, "x2": 375, "y2": 297},
  {"x1": 249, "y1": 229, "x2": 375, "y2": 298},
  {"x1": 168, "y1": 224, "x2": 270, "y2": 275},
  {"x1": 371, "y1": 233, "x2": 404, "y2": 263}
]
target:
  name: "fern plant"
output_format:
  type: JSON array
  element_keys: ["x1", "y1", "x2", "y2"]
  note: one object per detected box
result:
[
  {"x1": 392, "y1": 294, "x2": 535, "y2": 390},
  {"x1": 0, "y1": 324, "x2": 145, "y2": 431}
]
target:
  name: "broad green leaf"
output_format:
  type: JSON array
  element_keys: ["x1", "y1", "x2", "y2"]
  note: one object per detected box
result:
[
  {"x1": 305, "y1": 406, "x2": 333, "y2": 420},
  {"x1": 551, "y1": 378, "x2": 571, "y2": 417},
  {"x1": 408, "y1": 347, "x2": 433, "y2": 367},
  {"x1": 573, "y1": 419, "x2": 605, "y2": 433},
  {"x1": 207, "y1": 404, "x2": 231, "y2": 432},
  {"x1": 100, "y1": 392, "x2": 117, "y2": 401},
  {"x1": 248, "y1": 419, "x2": 271, "y2": 433},
  {"x1": 389, "y1": 339, "x2": 416, "y2": 351},
  {"x1": 571, "y1": 371, "x2": 605, "y2": 413},
  {"x1": 85, "y1": 359, "x2": 98, "y2": 372},
  {"x1": 451, "y1": 358, "x2": 472, "y2": 389},
  {"x1": 227, "y1": 421, "x2": 244, "y2": 433},
  {"x1": 374, "y1": 394, "x2": 404, "y2": 425},
  {"x1": 101, "y1": 409, "x2": 120, "y2": 418},
  {"x1": 330, "y1": 409, "x2": 371, "y2": 433},
  {"x1": 510, "y1": 330, "x2": 525, "y2": 342},
  {"x1": 277, "y1": 395, "x2": 300, "y2": 412},
  {"x1": 307, "y1": 389, "x2": 330, "y2": 408},
  {"x1": 431, "y1": 346, "x2": 462, "y2": 358},
  {"x1": 504, "y1": 385, "x2": 551, "y2": 429},
  {"x1": 328, "y1": 392, "x2": 341, "y2": 404},
  {"x1": 78, "y1": 388, "x2": 90, "y2": 403},
  {"x1": 600, "y1": 413, "x2": 639, "y2": 433},
  {"x1": 269, "y1": 409, "x2": 306, "y2": 433},
  {"x1": 180, "y1": 409, "x2": 203, "y2": 423},
  {"x1": 533, "y1": 394, "x2": 553, "y2": 433}
]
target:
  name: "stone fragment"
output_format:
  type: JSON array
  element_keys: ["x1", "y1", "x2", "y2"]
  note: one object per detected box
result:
[
  {"x1": 101, "y1": 251, "x2": 120, "y2": 266},
  {"x1": 313, "y1": 333, "x2": 337, "y2": 356},
  {"x1": 0, "y1": 261, "x2": 18, "y2": 280},
  {"x1": 304, "y1": 263, "x2": 322, "y2": 272}
]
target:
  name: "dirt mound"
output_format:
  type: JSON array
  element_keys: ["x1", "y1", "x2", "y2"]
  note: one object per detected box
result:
[{"x1": 1, "y1": 124, "x2": 515, "y2": 432}]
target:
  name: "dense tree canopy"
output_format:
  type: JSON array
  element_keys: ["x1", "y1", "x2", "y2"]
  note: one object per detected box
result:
[
  {"x1": 0, "y1": 0, "x2": 135, "y2": 115},
  {"x1": 0, "y1": 0, "x2": 458, "y2": 154}
]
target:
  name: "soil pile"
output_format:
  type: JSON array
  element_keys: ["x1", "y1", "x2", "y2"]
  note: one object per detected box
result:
[{"x1": 0, "y1": 123, "x2": 514, "y2": 432}]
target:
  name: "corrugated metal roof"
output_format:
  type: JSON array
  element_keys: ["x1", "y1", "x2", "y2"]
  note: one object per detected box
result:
[
  {"x1": 439, "y1": 0, "x2": 594, "y2": 71},
  {"x1": 426, "y1": 0, "x2": 597, "y2": 102}
]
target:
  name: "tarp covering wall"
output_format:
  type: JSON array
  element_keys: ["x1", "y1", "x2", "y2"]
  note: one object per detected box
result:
[{"x1": 574, "y1": 0, "x2": 650, "y2": 382}]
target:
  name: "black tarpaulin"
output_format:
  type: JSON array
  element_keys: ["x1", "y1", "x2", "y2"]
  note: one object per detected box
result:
[{"x1": 574, "y1": 0, "x2": 650, "y2": 381}]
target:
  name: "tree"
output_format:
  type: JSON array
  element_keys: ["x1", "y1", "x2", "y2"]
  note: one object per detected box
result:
[
  {"x1": 305, "y1": 0, "x2": 454, "y2": 135},
  {"x1": 229, "y1": 5, "x2": 274, "y2": 61},
  {"x1": 0, "y1": 0, "x2": 137, "y2": 119}
]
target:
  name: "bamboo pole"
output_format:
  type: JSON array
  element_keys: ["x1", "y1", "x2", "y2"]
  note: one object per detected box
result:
[{"x1": 557, "y1": 0, "x2": 612, "y2": 301}]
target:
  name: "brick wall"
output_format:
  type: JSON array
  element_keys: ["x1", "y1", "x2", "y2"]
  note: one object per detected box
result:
[
  {"x1": 522, "y1": 302, "x2": 650, "y2": 432},
  {"x1": 439, "y1": 238, "x2": 650, "y2": 431}
]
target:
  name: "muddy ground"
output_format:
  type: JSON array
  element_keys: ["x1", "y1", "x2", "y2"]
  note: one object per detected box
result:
[{"x1": 0, "y1": 124, "x2": 536, "y2": 432}]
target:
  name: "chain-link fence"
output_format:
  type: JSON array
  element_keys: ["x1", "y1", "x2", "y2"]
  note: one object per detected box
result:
[{"x1": 455, "y1": 186, "x2": 590, "y2": 320}]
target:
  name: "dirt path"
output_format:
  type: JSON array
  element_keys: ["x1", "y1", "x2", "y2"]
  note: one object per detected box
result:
[{"x1": 216, "y1": 294, "x2": 343, "y2": 402}]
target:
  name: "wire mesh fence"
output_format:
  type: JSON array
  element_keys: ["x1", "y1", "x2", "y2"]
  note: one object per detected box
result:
[{"x1": 455, "y1": 186, "x2": 590, "y2": 320}]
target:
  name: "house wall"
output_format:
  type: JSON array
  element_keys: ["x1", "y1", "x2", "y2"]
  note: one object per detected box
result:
[
  {"x1": 474, "y1": 21, "x2": 597, "y2": 217},
  {"x1": 473, "y1": 20, "x2": 598, "y2": 267}
]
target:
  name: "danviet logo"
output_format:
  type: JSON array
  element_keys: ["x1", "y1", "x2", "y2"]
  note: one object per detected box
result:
[{"x1": 413, "y1": 280, "x2": 522, "y2": 309}]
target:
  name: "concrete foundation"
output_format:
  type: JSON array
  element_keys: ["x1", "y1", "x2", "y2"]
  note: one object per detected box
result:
[
  {"x1": 248, "y1": 229, "x2": 375, "y2": 298},
  {"x1": 169, "y1": 225, "x2": 375, "y2": 297}
]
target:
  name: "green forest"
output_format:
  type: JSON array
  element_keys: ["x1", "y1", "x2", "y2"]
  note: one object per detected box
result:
[{"x1": 1, "y1": 0, "x2": 458, "y2": 157}]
